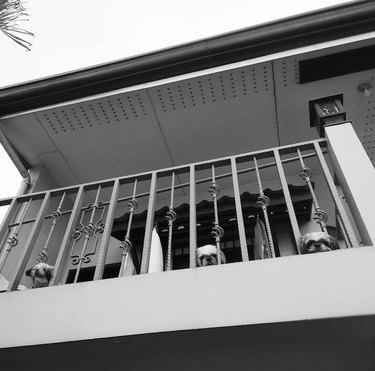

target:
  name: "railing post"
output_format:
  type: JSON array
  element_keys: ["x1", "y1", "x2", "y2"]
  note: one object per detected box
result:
[
  {"x1": 273, "y1": 149, "x2": 301, "y2": 252},
  {"x1": 231, "y1": 157, "x2": 249, "y2": 261},
  {"x1": 189, "y1": 165, "x2": 197, "y2": 268},
  {"x1": 94, "y1": 179, "x2": 120, "y2": 280},
  {"x1": 0, "y1": 198, "x2": 19, "y2": 245},
  {"x1": 140, "y1": 172, "x2": 157, "y2": 274},
  {"x1": 51, "y1": 186, "x2": 85, "y2": 286},
  {"x1": 313, "y1": 141, "x2": 360, "y2": 248},
  {"x1": 8, "y1": 193, "x2": 52, "y2": 291},
  {"x1": 0, "y1": 198, "x2": 20, "y2": 266},
  {"x1": 324, "y1": 121, "x2": 375, "y2": 246}
]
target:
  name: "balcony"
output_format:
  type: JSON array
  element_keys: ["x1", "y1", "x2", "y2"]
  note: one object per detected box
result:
[{"x1": 0, "y1": 124, "x2": 374, "y2": 353}]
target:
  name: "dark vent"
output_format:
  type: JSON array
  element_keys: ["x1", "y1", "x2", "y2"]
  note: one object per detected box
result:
[{"x1": 299, "y1": 45, "x2": 375, "y2": 84}]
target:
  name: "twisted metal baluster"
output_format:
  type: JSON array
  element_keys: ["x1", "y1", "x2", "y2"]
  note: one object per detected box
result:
[
  {"x1": 71, "y1": 186, "x2": 105, "y2": 283},
  {"x1": 297, "y1": 148, "x2": 328, "y2": 232},
  {"x1": 119, "y1": 180, "x2": 138, "y2": 277},
  {"x1": 0, "y1": 199, "x2": 32, "y2": 274},
  {"x1": 209, "y1": 165, "x2": 224, "y2": 265},
  {"x1": 254, "y1": 156, "x2": 276, "y2": 258},
  {"x1": 165, "y1": 172, "x2": 177, "y2": 271},
  {"x1": 36, "y1": 192, "x2": 66, "y2": 263}
]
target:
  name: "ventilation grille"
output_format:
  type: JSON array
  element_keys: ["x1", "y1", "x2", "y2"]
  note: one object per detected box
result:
[{"x1": 299, "y1": 45, "x2": 375, "y2": 84}]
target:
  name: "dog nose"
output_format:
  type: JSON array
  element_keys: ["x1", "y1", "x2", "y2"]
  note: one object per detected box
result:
[{"x1": 308, "y1": 244, "x2": 318, "y2": 253}]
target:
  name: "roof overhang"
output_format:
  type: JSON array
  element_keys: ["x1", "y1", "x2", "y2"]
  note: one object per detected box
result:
[{"x1": 1, "y1": 1, "x2": 375, "y2": 117}]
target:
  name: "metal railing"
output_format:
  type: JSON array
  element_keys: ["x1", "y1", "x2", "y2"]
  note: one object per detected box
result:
[{"x1": 0, "y1": 139, "x2": 363, "y2": 291}]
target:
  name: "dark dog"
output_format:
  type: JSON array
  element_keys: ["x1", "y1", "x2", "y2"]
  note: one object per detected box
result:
[
  {"x1": 25, "y1": 262, "x2": 54, "y2": 288},
  {"x1": 196, "y1": 245, "x2": 226, "y2": 267},
  {"x1": 299, "y1": 232, "x2": 340, "y2": 254}
]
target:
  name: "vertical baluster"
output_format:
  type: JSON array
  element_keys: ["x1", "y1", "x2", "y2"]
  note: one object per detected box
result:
[
  {"x1": 72, "y1": 186, "x2": 104, "y2": 284},
  {"x1": 297, "y1": 148, "x2": 328, "y2": 233},
  {"x1": 209, "y1": 165, "x2": 224, "y2": 265},
  {"x1": 0, "y1": 198, "x2": 19, "y2": 251},
  {"x1": 336, "y1": 214, "x2": 351, "y2": 248},
  {"x1": 273, "y1": 149, "x2": 301, "y2": 252},
  {"x1": 119, "y1": 179, "x2": 138, "y2": 277},
  {"x1": 254, "y1": 156, "x2": 276, "y2": 258},
  {"x1": 165, "y1": 172, "x2": 177, "y2": 271},
  {"x1": 51, "y1": 186, "x2": 85, "y2": 286},
  {"x1": 37, "y1": 192, "x2": 66, "y2": 263},
  {"x1": 313, "y1": 141, "x2": 359, "y2": 247},
  {"x1": 140, "y1": 172, "x2": 157, "y2": 274},
  {"x1": 94, "y1": 179, "x2": 120, "y2": 280},
  {"x1": 0, "y1": 198, "x2": 32, "y2": 275},
  {"x1": 231, "y1": 157, "x2": 249, "y2": 262},
  {"x1": 8, "y1": 193, "x2": 52, "y2": 291},
  {"x1": 189, "y1": 165, "x2": 197, "y2": 268}
]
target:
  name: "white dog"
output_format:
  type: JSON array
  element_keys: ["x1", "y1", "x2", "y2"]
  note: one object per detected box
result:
[
  {"x1": 298, "y1": 232, "x2": 340, "y2": 254},
  {"x1": 196, "y1": 245, "x2": 226, "y2": 267},
  {"x1": 25, "y1": 262, "x2": 54, "y2": 288}
]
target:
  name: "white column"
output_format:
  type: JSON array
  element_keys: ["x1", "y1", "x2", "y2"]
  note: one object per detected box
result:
[{"x1": 325, "y1": 122, "x2": 375, "y2": 246}]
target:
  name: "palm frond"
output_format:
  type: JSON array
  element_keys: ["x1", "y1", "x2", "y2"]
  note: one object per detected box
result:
[{"x1": 0, "y1": 0, "x2": 34, "y2": 51}]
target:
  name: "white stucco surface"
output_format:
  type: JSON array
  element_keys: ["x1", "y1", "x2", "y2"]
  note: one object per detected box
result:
[{"x1": 1, "y1": 246, "x2": 375, "y2": 348}]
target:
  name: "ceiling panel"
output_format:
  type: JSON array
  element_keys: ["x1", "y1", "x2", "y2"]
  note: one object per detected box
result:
[
  {"x1": 34, "y1": 90, "x2": 174, "y2": 184},
  {"x1": 148, "y1": 64, "x2": 279, "y2": 166},
  {"x1": 0, "y1": 114, "x2": 57, "y2": 167}
]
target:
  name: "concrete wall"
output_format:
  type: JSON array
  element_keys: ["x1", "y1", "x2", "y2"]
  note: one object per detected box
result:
[{"x1": 0, "y1": 246, "x2": 374, "y2": 348}]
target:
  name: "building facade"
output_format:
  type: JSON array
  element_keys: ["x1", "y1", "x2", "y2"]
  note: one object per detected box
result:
[{"x1": 0, "y1": 2, "x2": 375, "y2": 370}]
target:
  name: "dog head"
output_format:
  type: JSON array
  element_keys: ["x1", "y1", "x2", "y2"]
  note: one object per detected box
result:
[
  {"x1": 196, "y1": 245, "x2": 226, "y2": 267},
  {"x1": 299, "y1": 232, "x2": 340, "y2": 254},
  {"x1": 25, "y1": 262, "x2": 54, "y2": 288}
]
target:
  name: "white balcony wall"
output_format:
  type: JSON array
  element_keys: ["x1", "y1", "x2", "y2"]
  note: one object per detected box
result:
[{"x1": 0, "y1": 246, "x2": 375, "y2": 348}]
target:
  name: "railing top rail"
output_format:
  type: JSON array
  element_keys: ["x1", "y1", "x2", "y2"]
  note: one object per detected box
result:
[{"x1": 0, "y1": 138, "x2": 327, "y2": 205}]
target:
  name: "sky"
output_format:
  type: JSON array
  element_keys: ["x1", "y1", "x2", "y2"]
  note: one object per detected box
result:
[{"x1": 0, "y1": 0, "x2": 352, "y2": 208}]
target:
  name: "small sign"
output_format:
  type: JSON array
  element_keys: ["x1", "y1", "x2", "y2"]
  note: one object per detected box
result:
[
  {"x1": 312, "y1": 98, "x2": 346, "y2": 137},
  {"x1": 317, "y1": 101, "x2": 340, "y2": 116}
]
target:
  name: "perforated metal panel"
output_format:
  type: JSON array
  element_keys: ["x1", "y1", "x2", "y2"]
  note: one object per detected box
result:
[
  {"x1": 280, "y1": 59, "x2": 299, "y2": 87},
  {"x1": 153, "y1": 65, "x2": 272, "y2": 113},
  {"x1": 362, "y1": 83, "x2": 375, "y2": 161},
  {"x1": 38, "y1": 92, "x2": 150, "y2": 134}
]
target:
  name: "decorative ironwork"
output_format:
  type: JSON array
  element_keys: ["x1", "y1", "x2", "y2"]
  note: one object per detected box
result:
[
  {"x1": 297, "y1": 148, "x2": 328, "y2": 232},
  {"x1": 0, "y1": 199, "x2": 32, "y2": 274},
  {"x1": 119, "y1": 180, "x2": 138, "y2": 277},
  {"x1": 36, "y1": 192, "x2": 66, "y2": 263},
  {"x1": 253, "y1": 156, "x2": 276, "y2": 258},
  {"x1": 209, "y1": 165, "x2": 224, "y2": 264},
  {"x1": 165, "y1": 172, "x2": 177, "y2": 271},
  {"x1": 70, "y1": 186, "x2": 106, "y2": 283}
]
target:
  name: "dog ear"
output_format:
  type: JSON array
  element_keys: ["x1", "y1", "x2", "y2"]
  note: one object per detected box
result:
[
  {"x1": 196, "y1": 256, "x2": 203, "y2": 267},
  {"x1": 328, "y1": 236, "x2": 340, "y2": 250},
  {"x1": 298, "y1": 235, "x2": 307, "y2": 254},
  {"x1": 45, "y1": 266, "x2": 54, "y2": 280},
  {"x1": 219, "y1": 250, "x2": 226, "y2": 264},
  {"x1": 25, "y1": 268, "x2": 32, "y2": 277}
]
